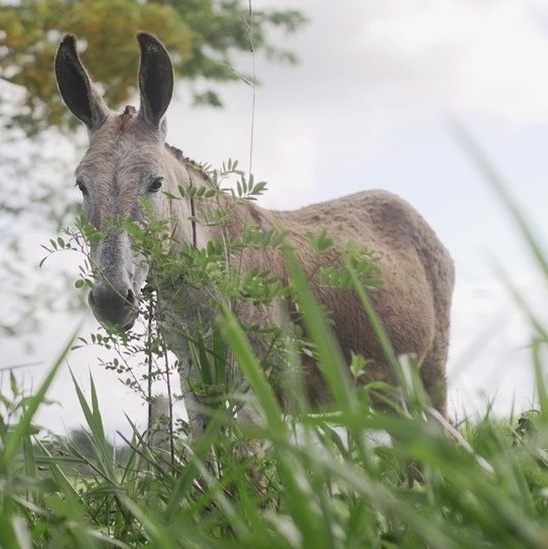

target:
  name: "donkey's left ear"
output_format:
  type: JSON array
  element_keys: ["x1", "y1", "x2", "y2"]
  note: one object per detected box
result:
[{"x1": 137, "y1": 32, "x2": 173, "y2": 131}]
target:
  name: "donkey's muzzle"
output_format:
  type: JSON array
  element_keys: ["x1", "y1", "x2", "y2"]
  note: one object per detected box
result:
[{"x1": 88, "y1": 279, "x2": 137, "y2": 330}]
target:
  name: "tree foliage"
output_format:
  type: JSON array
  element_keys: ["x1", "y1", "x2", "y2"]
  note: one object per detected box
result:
[{"x1": 0, "y1": 0, "x2": 306, "y2": 136}]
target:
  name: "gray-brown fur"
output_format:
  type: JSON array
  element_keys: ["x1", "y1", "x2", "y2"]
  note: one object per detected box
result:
[{"x1": 55, "y1": 33, "x2": 454, "y2": 436}]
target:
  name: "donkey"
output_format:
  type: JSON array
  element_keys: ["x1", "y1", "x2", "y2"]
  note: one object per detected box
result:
[{"x1": 54, "y1": 32, "x2": 454, "y2": 437}]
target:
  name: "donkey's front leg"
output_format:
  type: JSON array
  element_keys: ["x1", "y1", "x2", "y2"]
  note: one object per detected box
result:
[
  {"x1": 178, "y1": 359, "x2": 211, "y2": 439},
  {"x1": 158, "y1": 291, "x2": 214, "y2": 438}
]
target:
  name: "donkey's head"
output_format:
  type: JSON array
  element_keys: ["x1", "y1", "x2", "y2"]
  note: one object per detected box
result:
[{"x1": 55, "y1": 33, "x2": 181, "y2": 329}]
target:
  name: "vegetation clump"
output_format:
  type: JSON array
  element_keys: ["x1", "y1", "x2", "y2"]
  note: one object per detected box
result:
[{"x1": 4, "y1": 150, "x2": 548, "y2": 548}]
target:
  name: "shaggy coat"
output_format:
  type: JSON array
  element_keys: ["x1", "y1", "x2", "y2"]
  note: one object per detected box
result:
[{"x1": 55, "y1": 33, "x2": 454, "y2": 436}]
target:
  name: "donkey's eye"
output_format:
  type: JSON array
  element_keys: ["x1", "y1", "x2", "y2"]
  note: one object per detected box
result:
[
  {"x1": 75, "y1": 178, "x2": 88, "y2": 197},
  {"x1": 148, "y1": 177, "x2": 163, "y2": 193}
]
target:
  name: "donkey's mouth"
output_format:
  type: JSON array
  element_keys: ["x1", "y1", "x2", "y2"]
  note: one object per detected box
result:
[{"x1": 88, "y1": 287, "x2": 137, "y2": 331}]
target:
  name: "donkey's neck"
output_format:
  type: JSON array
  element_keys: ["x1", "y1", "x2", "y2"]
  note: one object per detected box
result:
[{"x1": 165, "y1": 147, "x2": 274, "y2": 251}]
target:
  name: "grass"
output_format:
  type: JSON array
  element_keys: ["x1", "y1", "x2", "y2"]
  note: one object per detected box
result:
[
  {"x1": 3, "y1": 137, "x2": 548, "y2": 547},
  {"x1": 4, "y1": 354, "x2": 548, "y2": 549}
]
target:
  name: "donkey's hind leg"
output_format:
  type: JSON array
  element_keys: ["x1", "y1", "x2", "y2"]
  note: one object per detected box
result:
[{"x1": 420, "y1": 327, "x2": 449, "y2": 417}]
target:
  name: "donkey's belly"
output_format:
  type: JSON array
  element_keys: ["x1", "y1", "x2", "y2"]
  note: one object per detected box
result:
[{"x1": 319, "y1": 258, "x2": 436, "y2": 373}]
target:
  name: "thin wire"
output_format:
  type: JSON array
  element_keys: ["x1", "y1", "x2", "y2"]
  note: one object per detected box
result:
[{"x1": 244, "y1": 1, "x2": 256, "y2": 180}]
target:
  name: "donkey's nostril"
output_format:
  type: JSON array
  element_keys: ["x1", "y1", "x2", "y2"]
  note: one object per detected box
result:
[{"x1": 126, "y1": 288, "x2": 135, "y2": 304}]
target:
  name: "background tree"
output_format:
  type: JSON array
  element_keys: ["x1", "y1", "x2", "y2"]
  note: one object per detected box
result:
[{"x1": 0, "y1": 0, "x2": 306, "y2": 136}]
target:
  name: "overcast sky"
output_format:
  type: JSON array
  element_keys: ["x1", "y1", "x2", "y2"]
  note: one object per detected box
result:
[{"x1": 5, "y1": 0, "x2": 548, "y2": 436}]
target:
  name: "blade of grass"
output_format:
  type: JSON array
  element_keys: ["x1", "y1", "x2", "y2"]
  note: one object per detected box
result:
[
  {"x1": 490, "y1": 260, "x2": 548, "y2": 343},
  {"x1": 217, "y1": 302, "x2": 330, "y2": 549},
  {"x1": 164, "y1": 411, "x2": 224, "y2": 522},
  {"x1": 532, "y1": 337, "x2": 548, "y2": 423},
  {"x1": 218, "y1": 301, "x2": 284, "y2": 434},
  {"x1": 282, "y1": 244, "x2": 358, "y2": 415},
  {"x1": 282, "y1": 430, "x2": 462, "y2": 549},
  {"x1": 342, "y1": 255, "x2": 414, "y2": 415},
  {"x1": 70, "y1": 371, "x2": 117, "y2": 481},
  {"x1": 1, "y1": 316, "x2": 86, "y2": 470},
  {"x1": 119, "y1": 494, "x2": 177, "y2": 549},
  {"x1": 450, "y1": 120, "x2": 548, "y2": 285}
]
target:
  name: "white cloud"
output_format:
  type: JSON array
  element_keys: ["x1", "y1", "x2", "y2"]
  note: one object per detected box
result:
[
  {"x1": 253, "y1": 0, "x2": 548, "y2": 123},
  {"x1": 167, "y1": 0, "x2": 548, "y2": 215}
]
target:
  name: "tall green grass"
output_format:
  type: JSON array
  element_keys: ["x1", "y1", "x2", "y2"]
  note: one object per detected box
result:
[{"x1": 4, "y1": 138, "x2": 548, "y2": 547}]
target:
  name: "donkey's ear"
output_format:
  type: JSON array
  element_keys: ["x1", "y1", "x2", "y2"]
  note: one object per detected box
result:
[
  {"x1": 136, "y1": 32, "x2": 173, "y2": 130},
  {"x1": 54, "y1": 34, "x2": 110, "y2": 130}
]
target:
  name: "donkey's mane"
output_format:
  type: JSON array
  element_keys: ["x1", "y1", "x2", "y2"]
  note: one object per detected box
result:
[
  {"x1": 165, "y1": 144, "x2": 212, "y2": 183},
  {"x1": 166, "y1": 143, "x2": 187, "y2": 163},
  {"x1": 117, "y1": 105, "x2": 138, "y2": 132}
]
